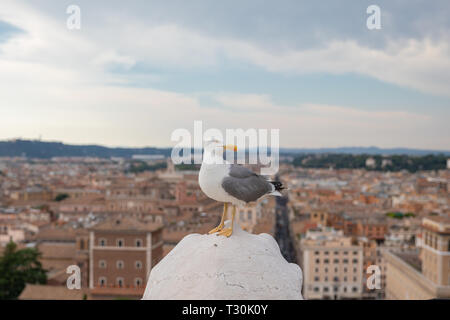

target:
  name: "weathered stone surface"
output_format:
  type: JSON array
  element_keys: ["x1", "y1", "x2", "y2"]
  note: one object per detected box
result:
[{"x1": 143, "y1": 220, "x2": 303, "y2": 300}]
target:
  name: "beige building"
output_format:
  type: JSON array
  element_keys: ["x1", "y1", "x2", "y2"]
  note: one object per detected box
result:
[
  {"x1": 35, "y1": 227, "x2": 77, "y2": 273},
  {"x1": 361, "y1": 238, "x2": 386, "y2": 299},
  {"x1": 310, "y1": 210, "x2": 328, "y2": 226},
  {"x1": 10, "y1": 186, "x2": 53, "y2": 202},
  {"x1": 88, "y1": 216, "x2": 163, "y2": 299},
  {"x1": 0, "y1": 220, "x2": 25, "y2": 245},
  {"x1": 385, "y1": 216, "x2": 450, "y2": 299},
  {"x1": 421, "y1": 216, "x2": 450, "y2": 286},
  {"x1": 301, "y1": 227, "x2": 364, "y2": 299},
  {"x1": 235, "y1": 198, "x2": 274, "y2": 233}
]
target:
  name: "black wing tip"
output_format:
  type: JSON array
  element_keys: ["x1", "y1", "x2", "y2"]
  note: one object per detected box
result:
[{"x1": 270, "y1": 181, "x2": 285, "y2": 191}]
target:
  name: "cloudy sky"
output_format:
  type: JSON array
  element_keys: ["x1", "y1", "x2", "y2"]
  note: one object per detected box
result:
[{"x1": 0, "y1": 0, "x2": 449, "y2": 149}]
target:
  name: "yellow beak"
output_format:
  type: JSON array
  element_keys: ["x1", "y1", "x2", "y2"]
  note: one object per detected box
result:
[{"x1": 223, "y1": 144, "x2": 238, "y2": 152}]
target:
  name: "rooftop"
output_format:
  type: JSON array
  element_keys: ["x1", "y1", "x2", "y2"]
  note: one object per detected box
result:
[
  {"x1": 35, "y1": 227, "x2": 77, "y2": 242},
  {"x1": 89, "y1": 286, "x2": 144, "y2": 298},
  {"x1": 19, "y1": 284, "x2": 86, "y2": 300},
  {"x1": 90, "y1": 215, "x2": 163, "y2": 233},
  {"x1": 423, "y1": 215, "x2": 450, "y2": 234},
  {"x1": 393, "y1": 250, "x2": 422, "y2": 272}
]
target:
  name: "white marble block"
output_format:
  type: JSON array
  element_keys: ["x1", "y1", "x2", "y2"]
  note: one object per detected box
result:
[{"x1": 142, "y1": 220, "x2": 303, "y2": 300}]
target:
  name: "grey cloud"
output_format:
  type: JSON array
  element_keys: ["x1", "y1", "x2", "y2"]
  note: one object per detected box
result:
[{"x1": 32, "y1": 0, "x2": 450, "y2": 50}]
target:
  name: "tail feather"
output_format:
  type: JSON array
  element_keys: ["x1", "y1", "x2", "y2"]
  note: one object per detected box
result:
[
  {"x1": 270, "y1": 181, "x2": 285, "y2": 191},
  {"x1": 269, "y1": 190, "x2": 283, "y2": 197},
  {"x1": 269, "y1": 181, "x2": 285, "y2": 196}
]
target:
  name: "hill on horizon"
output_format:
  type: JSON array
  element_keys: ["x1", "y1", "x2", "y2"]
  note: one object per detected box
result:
[
  {"x1": 0, "y1": 139, "x2": 448, "y2": 159},
  {"x1": 0, "y1": 139, "x2": 172, "y2": 159}
]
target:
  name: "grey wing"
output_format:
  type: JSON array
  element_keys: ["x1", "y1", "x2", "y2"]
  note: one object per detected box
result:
[{"x1": 221, "y1": 165, "x2": 273, "y2": 203}]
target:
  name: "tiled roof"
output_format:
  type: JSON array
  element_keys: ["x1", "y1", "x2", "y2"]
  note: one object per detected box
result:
[
  {"x1": 425, "y1": 215, "x2": 450, "y2": 224},
  {"x1": 91, "y1": 216, "x2": 162, "y2": 232},
  {"x1": 19, "y1": 284, "x2": 86, "y2": 300},
  {"x1": 35, "y1": 227, "x2": 77, "y2": 241},
  {"x1": 89, "y1": 286, "x2": 144, "y2": 297},
  {"x1": 38, "y1": 243, "x2": 76, "y2": 259}
]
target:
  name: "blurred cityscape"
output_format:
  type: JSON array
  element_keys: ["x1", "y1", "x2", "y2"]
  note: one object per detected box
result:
[{"x1": 0, "y1": 152, "x2": 449, "y2": 300}]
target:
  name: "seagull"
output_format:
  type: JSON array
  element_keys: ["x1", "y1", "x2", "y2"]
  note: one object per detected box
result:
[{"x1": 199, "y1": 139, "x2": 285, "y2": 237}]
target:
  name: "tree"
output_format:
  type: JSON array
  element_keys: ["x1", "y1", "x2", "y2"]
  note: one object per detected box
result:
[
  {"x1": 54, "y1": 193, "x2": 69, "y2": 202},
  {"x1": 0, "y1": 241, "x2": 47, "y2": 300},
  {"x1": 126, "y1": 161, "x2": 167, "y2": 173}
]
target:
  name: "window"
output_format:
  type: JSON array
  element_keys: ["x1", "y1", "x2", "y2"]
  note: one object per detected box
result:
[
  {"x1": 334, "y1": 259, "x2": 339, "y2": 263},
  {"x1": 314, "y1": 287, "x2": 319, "y2": 292},
  {"x1": 343, "y1": 251, "x2": 348, "y2": 255},
  {"x1": 315, "y1": 268, "x2": 319, "y2": 273},
  {"x1": 353, "y1": 267, "x2": 357, "y2": 273},
  {"x1": 344, "y1": 267, "x2": 348, "y2": 273},
  {"x1": 117, "y1": 239, "x2": 124, "y2": 247},
  {"x1": 99, "y1": 260, "x2": 107, "y2": 268},
  {"x1": 314, "y1": 251, "x2": 319, "y2": 255},
  {"x1": 325, "y1": 268, "x2": 328, "y2": 273},
  {"x1": 314, "y1": 276, "x2": 319, "y2": 281},
  {"x1": 324, "y1": 251, "x2": 329, "y2": 255},
  {"x1": 353, "y1": 276, "x2": 357, "y2": 282},
  {"x1": 324, "y1": 276, "x2": 328, "y2": 281},
  {"x1": 343, "y1": 259, "x2": 349, "y2": 264},
  {"x1": 333, "y1": 277, "x2": 339, "y2": 282},
  {"x1": 116, "y1": 277, "x2": 124, "y2": 287},
  {"x1": 334, "y1": 267, "x2": 338, "y2": 273},
  {"x1": 116, "y1": 260, "x2": 124, "y2": 269},
  {"x1": 353, "y1": 251, "x2": 358, "y2": 255},
  {"x1": 135, "y1": 239, "x2": 143, "y2": 247},
  {"x1": 324, "y1": 259, "x2": 329, "y2": 264},
  {"x1": 334, "y1": 251, "x2": 339, "y2": 255},
  {"x1": 135, "y1": 277, "x2": 143, "y2": 287},
  {"x1": 324, "y1": 287, "x2": 329, "y2": 292},
  {"x1": 99, "y1": 238, "x2": 106, "y2": 246},
  {"x1": 352, "y1": 287, "x2": 357, "y2": 292},
  {"x1": 343, "y1": 287, "x2": 347, "y2": 293},
  {"x1": 135, "y1": 261, "x2": 143, "y2": 269},
  {"x1": 352, "y1": 259, "x2": 358, "y2": 263},
  {"x1": 344, "y1": 276, "x2": 347, "y2": 282},
  {"x1": 315, "y1": 259, "x2": 320, "y2": 263},
  {"x1": 99, "y1": 277, "x2": 107, "y2": 287}
]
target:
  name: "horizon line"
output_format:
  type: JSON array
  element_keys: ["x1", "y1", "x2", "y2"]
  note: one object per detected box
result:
[{"x1": 1, "y1": 137, "x2": 450, "y2": 153}]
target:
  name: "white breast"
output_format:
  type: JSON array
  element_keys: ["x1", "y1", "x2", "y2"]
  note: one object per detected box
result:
[{"x1": 199, "y1": 163, "x2": 236, "y2": 203}]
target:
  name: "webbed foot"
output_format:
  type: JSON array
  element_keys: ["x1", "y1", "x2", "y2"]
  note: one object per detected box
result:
[
  {"x1": 208, "y1": 224, "x2": 224, "y2": 234},
  {"x1": 216, "y1": 228, "x2": 232, "y2": 237}
]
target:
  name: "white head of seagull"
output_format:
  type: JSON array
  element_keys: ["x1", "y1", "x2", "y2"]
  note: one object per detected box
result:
[
  {"x1": 199, "y1": 138, "x2": 284, "y2": 238},
  {"x1": 202, "y1": 138, "x2": 237, "y2": 165}
]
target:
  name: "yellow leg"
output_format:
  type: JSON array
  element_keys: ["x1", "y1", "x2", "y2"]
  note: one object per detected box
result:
[
  {"x1": 208, "y1": 203, "x2": 228, "y2": 234},
  {"x1": 217, "y1": 205, "x2": 235, "y2": 237}
]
